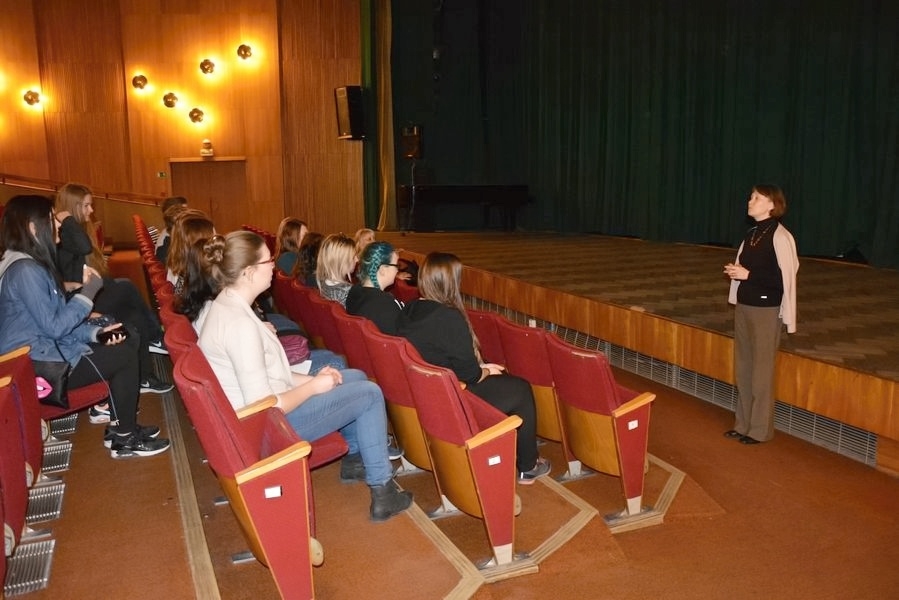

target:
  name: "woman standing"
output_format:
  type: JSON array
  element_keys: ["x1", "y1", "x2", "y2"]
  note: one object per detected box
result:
[
  {"x1": 723, "y1": 184, "x2": 799, "y2": 444},
  {"x1": 398, "y1": 252, "x2": 550, "y2": 484},
  {"x1": 197, "y1": 231, "x2": 411, "y2": 522},
  {"x1": 0, "y1": 195, "x2": 169, "y2": 458},
  {"x1": 346, "y1": 241, "x2": 403, "y2": 335}
]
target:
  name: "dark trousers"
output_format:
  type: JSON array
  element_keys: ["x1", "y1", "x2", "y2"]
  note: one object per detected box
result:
[
  {"x1": 93, "y1": 278, "x2": 158, "y2": 380},
  {"x1": 733, "y1": 304, "x2": 782, "y2": 442},
  {"x1": 68, "y1": 333, "x2": 141, "y2": 433},
  {"x1": 468, "y1": 373, "x2": 538, "y2": 472}
]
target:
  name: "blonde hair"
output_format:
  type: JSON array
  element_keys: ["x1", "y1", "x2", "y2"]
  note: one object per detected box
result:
[
  {"x1": 354, "y1": 227, "x2": 375, "y2": 256},
  {"x1": 205, "y1": 231, "x2": 265, "y2": 289},
  {"x1": 316, "y1": 233, "x2": 356, "y2": 286},
  {"x1": 56, "y1": 182, "x2": 108, "y2": 276}
]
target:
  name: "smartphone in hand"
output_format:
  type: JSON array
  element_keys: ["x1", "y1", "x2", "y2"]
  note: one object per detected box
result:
[{"x1": 97, "y1": 327, "x2": 129, "y2": 344}]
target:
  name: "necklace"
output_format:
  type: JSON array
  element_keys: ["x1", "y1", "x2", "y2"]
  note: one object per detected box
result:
[{"x1": 748, "y1": 222, "x2": 775, "y2": 247}]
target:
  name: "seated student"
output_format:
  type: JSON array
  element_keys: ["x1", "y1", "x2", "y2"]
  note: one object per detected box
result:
[
  {"x1": 295, "y1": 231, "x2": 323, "y2": 287},
  {"x1": 275, "y1": 217, "x2": 308, "y2": 275},
  {"x1": 354, "y1": 227, "x2": 375, "y2": 259},
  {"x1": 166, "y1": 209, "x2": 215, "y2": 293},
  {"x1": 316, "y1": 233, "x2": 357, "y2": 307},
  {"x1": 397, "y1": 252, "x2": 550, "y2": 484},
  {"x1": 155, "y1": 197, "x2": 188, "y2": 263},
  {"x1": 197, "y1": 231, "x2": 411, "y2": 521},
  {"x1": 54, "y1": 183, "x2": 172, "y2": 395},
  {"x1": 177, "y1": 236, "x2": 345, "y2": 375},
  {"x1": 346, "y1": 241, "x2": 403, "y2": 335},
  {"x1": 0, "y1": 195, "x2": 170, "y2": 458}
]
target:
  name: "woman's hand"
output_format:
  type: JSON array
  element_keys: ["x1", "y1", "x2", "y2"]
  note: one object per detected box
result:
[
  {"x1": 98, "y1": 323, "x2": 126, "y2": 345},
  {"x1": 82, "y1": 265, "x2": 101, "y2": 284},
  {"x1": 724, "y1": 263, "x2": 749, "y2": 281},
  {"x1": 480, "y1": 363, "x2": 506, "y2": 376},
  {"x1": 308, "y1": 366, "x2": 342, "y2": 395},
  {"x1": 395, "y1": 271, "x2": 412, "y2": 281}
]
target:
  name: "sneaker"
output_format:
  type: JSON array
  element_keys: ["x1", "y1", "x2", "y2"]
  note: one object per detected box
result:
[
  {"x1": 109, "y1": 433, "x2": 171, "y2": 458},
  {"x1": 387, "y1": 434, "x2": 404, "y2": 460},
  {"x1": 103, "y1": 424, "x2": 161, "y2": 448},
  {"x1": 140, "y1": 375, "x2": 174, "y2": 394},
  {"x1": 518, "y1": 457, "x2": 551, "y2": 485},
  {"x1": 88, "y1": 404, "x2": 111, "y2": 424},
  {"x1": 148, "y1": 340, "x2": 169, "y2": 355}
]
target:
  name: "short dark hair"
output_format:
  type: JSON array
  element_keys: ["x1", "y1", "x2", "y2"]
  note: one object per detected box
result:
[{"x1": 753, "y1": 184, "x2": 787, "y2": 218}]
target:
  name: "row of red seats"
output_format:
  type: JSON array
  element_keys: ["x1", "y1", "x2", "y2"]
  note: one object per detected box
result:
[{"x1": 134, "y1": 214, "x2": 335, "y2": 599}]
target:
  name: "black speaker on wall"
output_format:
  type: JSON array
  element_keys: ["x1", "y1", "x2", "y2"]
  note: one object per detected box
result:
[{"x1": 335, "y1": 86, "x2": 365, "y2": 140}]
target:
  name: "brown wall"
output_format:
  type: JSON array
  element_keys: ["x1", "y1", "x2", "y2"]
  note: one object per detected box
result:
[{"x1": 0, "y1": 0, "x2": 363, "y2": 241}]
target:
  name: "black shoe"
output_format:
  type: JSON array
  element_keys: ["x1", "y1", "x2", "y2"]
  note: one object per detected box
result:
[
  {"x1": 724, "y1": 429, "x2": 743, "y2": 440},
  {"x1": 103, "y1": 424, "x2": 161, "y2": 448},
  {"x1": 340, "y1": 453, "x2": 366, "y2": 483},
  {"x1": 518, "y1": 457, "x2": 551, "y2": 485},
  {"x1": 739, "y1": 435, "x2": 761, "y2": 445},
  {"x1": 140, "y1": 375, "x2": 174, "y2": 394},
  {"x1": 110, "y1": 433, "x2": 171, "y2": 458},
  {"x1": 370, "y1": 480, "x2": 413, "y2": 522}
]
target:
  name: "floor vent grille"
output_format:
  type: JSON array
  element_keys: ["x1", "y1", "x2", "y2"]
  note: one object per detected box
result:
[
  {"x1": 3, "y1": 539, "x2": 55, "y2": 596},
  {"x1": 26, "y1": 482, "x2": 66, "y2": 524},
  {"x1": 465, "y1": 297, "x2": 878, "y2": 466}
]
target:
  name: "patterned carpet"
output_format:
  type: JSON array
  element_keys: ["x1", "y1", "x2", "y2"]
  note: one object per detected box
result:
[{"x1": 379, "y1": 232, "x2": 899, "y2": 383}]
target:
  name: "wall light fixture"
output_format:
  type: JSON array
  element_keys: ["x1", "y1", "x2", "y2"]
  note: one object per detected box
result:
[
  {"x1": 199, "y1": 59, "x2": 215, "y2": 74},
  {"x1": 189, "y1": 108, "x2": 205, "y2": 123},
  {"x1": 237, "y1": 44, "x2": 252, "y2": 59},
  {"x1": 163, "y1": 92, "x2": 178, "y2": 108},
  {"x1": 132, "y1": 74, "x2": 148, "y2": 89},
  {"x1": 23, "y1": 90, "x2": 40, "y2": 105}
]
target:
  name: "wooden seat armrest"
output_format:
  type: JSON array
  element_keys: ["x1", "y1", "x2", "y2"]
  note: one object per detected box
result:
[
  {"x1": 611, "y1": 392, "x2": 656, "y2": 418},
  {"x1": 234, "y1": 440, "x2": 312, "y2": 484},
  {"x1": 237, "y1": 395, "x2": 279, "y2": 420},
  {"x1": 0, "y1": 346, "x2": 30, "y2": 362},
  {"x1": 466, "y1": 415, "x2": 523, "y2": 449}
]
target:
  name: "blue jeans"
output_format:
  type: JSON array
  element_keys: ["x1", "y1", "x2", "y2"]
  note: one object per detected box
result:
[
  {"x1": 284, "y1": 369, "x2": 392, "y2": 486},
  {"x1": 309, "y1": 349, "x2": 346, "y2": 373}
]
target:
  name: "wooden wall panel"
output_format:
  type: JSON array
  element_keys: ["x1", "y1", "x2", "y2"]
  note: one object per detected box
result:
[
  {"x1": 0, "y1": 1, "x2": 50, "y2": 179},
  {"x1": 34, "y1": 0, "x2": 132, "y2": 190},
  {"x1": 280, "y1": 0, "x2": 365, "y2": 237}
]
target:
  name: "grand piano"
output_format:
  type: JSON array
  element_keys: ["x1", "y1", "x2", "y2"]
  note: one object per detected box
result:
[{"x1": 397, "y1": 184, "x2": 529, "y2": 232}]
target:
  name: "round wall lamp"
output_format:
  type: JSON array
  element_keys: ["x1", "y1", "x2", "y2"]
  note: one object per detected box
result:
[
  {"x1": 131, "y1": 74, "x2": 148, "y2": 89},
  {"x1": 199, "y1": 59, "x2": 215, "y2": 74},
  {"x1": 189, "y1": 108, "x2": 205, "y2": 123},
  {"x1": 23, "y1": 90, "x2": 40, "y2": 105},
  {"x1": 237, "y1": 44, "x2": 252, "y2": 59},
  {"x1": 163, "y1": 92, "x2": 178, "y2": 108}
]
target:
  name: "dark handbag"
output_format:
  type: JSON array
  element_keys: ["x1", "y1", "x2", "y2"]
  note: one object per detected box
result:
[
  {"x1": 33, "y1": 357, "x2": 71, "y2": 409},
  {"x1": 279, "y1": 334, "x2": 311, "y2": 365}
]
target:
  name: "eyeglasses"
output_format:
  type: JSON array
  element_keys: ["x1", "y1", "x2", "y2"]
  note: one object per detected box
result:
[
  {"x1": 383, "y1": 263, "x2": 399, "y2": 268},
  {"x1": 255, "y1": 256, "x2": 276, "y2": 265}
]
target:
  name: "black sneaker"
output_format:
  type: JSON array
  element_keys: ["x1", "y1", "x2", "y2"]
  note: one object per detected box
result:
[
  {"x1": 103, "y1": 424, "x2": 161, "y2": 448},
  {"x1": 140, "y1": 375, "x2": 174, "y2": 394},
  {"x1": 109, "y1": 433, "x2": 171, "y2": 459},
  {"x1": 518, "y1": 457, "x2": 551, "y2": 485},
  {"x1": 148, "y1": 340, "x2": 169, "y2": 355}
]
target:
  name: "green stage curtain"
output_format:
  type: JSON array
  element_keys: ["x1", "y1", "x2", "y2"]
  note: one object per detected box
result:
[{"x1": 389, "y1": 0, "x2": 899, "y2": 267}]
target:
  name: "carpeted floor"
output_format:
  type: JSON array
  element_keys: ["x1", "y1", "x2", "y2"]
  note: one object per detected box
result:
[{"x1": 19, "y1": 360, "x2": 899, "y2": 599}]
